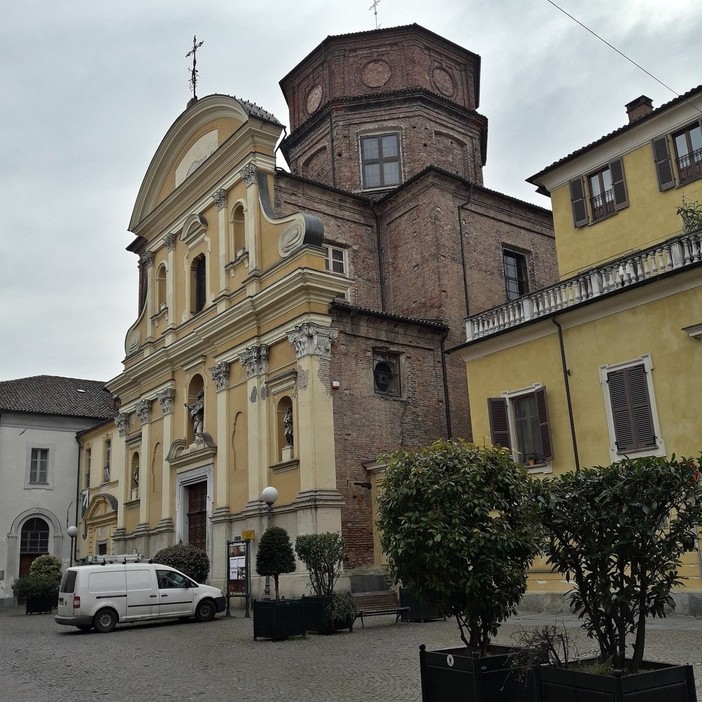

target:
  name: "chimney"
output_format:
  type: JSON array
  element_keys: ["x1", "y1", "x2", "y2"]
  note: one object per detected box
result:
[{"x1": 625, "y1": 95, "x2": 653, "y2": 123}]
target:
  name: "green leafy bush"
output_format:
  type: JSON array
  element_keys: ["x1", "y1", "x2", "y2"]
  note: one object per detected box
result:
[
  {"x1": 256, "y1": 526, "x2": 296, "y2": 600},
  {"x1": 153, "y1": 544, "x2": 210, "y2": 583},
  {"x1": 326, "y1": 592, "x2": 357, "y2": 629},
  {"x1": 535, "y1": 454, "x2": 702, "y2": 673},
  {"x1": 295, "y1": 532, "x2": 345, "y2": 597},
  {"x1": 12, "y1": 554, "x2": 63, "y2": 600},
  {"x1": 377, "y1": 439, "x2": 539, "y2": 654}
]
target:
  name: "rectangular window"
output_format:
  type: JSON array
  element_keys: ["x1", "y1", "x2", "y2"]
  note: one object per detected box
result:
[
  {"x1": 503, "y1": 250, "x2": 528, "y2": 301},
  {"x1": 373, "y1": 350, "x2": 401, "y2": 397},
  {"x1": 30, "y1": 448, "x2": 49, "y2": 484},
  {"x1": 652, "y1": 122, "x2": 702, "y2": 190},
  {"x1": 599, "y1": 354, "x2": 665, "y2": 460},
  {"x1": 673, "y1": 123, "x2": 702, "y2": 185},
  {"x1": 323, "y1": 245, "x2": 347, "y2": 275},
  {"x1": 361, "y1": 134, "x2": 401, "y2": 189},
  {"x1": 84, "y1": 448, "x2": 92, "y2": 488},
  {"x1": 570, "y1": 158, "x2": 628, "y2": 227},
  {"x1": 488, "y1": 386, "x2": 553, "y2": 470}
]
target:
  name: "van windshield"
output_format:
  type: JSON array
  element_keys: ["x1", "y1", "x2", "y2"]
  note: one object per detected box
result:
[{"x1": 60, "y1": 570, "x2": 77, "y2": 593}]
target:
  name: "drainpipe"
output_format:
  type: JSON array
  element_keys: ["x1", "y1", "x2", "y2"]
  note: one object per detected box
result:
[
  {"x1": 371, "y1": 202, "x2": 387, "y2": 310},
  {"x1": 457, "y1": 186, "x2": 473, "y2": 318},
  {"x1": 552, "y1": 317, "x2": 580, "y2": 471},
  {"x1": 440, "y1": 330, "x2": 453, "y2": 439}
]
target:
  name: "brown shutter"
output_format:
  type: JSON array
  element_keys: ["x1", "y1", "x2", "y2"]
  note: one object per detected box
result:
[
  {"x1": 570, "y1": 178, "x2": 588, "y2": 228},
  {"x1": 607, "y1": 366, "x2": 656, "y2": 452},
  {"x1": 488, "y1": 398, "x2": 511, "y2": 450},
  {"x1": 652, "y1": 136, "x2": 675, "y2": 191},
  {"x1": 534, "y1": 387, "x2": 553, "y2": 461},
  {"x1": 609, "y1": 158, "x2": 628, "y2": 210}
]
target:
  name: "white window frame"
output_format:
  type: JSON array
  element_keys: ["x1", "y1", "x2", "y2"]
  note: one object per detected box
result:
[
  {"x1": 323, "y1": 244, "x2": 347, "y2": 275},
  {"x1": 599, "y1": 353, "x2": 666, "y2": 462},
  {"x1": 501, "y1": 384, "x2": 553, "y2": 475},
  {"x1": 26, "y1": 446, "x2": 54, "y2": 488}
]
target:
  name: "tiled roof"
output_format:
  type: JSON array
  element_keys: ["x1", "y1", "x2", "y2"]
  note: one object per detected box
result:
[
  {"x1": 332, "y1": 299, "x2": 448, "y2": 329},
  {"x1": 528, "y1": 84, "x2": 702, "y2": 185},
  {"x1": 0, "y1": 375, "x2": 115, "y2": 420}
]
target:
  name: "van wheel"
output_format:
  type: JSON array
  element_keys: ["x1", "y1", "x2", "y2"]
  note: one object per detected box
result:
[
  {"x1": 93, "y1": 608, "x2": 118, "y2": 633},
  {"x1": 195, "y1": 599, "x2": 216, "y2": 622}
]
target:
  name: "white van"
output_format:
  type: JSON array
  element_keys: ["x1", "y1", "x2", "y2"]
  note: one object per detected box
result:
[{"x1": 55, "y1": 562, "x2": 226, "y2": 633}]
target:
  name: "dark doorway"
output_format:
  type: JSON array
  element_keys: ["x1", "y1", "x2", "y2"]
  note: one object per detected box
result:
[
  {"x1": 19, "y1": 517, "x2": 50, "y2": 576},
  {"x1": 187, "y1": 482, "x2": 207, "y2": 551}
]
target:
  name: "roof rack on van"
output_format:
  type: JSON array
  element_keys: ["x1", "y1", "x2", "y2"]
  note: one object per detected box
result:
[{"x1": 86, "y1": 554, "x2": 145, "y2": 565}]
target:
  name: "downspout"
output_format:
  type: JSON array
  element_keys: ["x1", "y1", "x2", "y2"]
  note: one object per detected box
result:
[
  {"x1": 552, "y1": 317, "x2": 580, "y2": 471},
  {"x1": 457, "y1": 186, "x2": 473, "y2": 318},
  {"x1": 440, "y1": 330, "x2": 453, "y2": 439},
  {"x1": 372, "y1": 202, "x2": 387, "y2": 310}
]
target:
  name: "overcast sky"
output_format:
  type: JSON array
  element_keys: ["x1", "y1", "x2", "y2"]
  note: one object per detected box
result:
[{"x1": 1, "y1": 0, "x2": 700, "y2": 383}]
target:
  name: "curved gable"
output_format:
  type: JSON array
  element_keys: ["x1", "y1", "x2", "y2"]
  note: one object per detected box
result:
[{"x1": 129, "y1": 95, "x2": 257, "y2": 231}]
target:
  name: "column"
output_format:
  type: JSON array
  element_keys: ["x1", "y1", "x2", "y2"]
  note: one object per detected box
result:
[
  {"x1": 240, "y1": 163, "x2": 260, "y2": 273},
  {"x1": 212, "y1": 188, "x2": 228, "y2": 301},
  {"x1": 135, "y1": 398, "x2": 153, "y2": 532},
  {"x1": 238, "y1": 344, "x2": 269, "y2": 504},
  {"x1": 156, "y1": 388, "x2": 176, "y2": 530},
  {"x1": 210, "y1": 361, "x2": 231, "y2": 519}
]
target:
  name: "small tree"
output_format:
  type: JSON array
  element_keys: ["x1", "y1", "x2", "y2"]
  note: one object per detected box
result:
[
  {"x1": 153, "y1": 544, "x2": 210, "y2": 583},
  {"x1": 295, "y1": 532, "x2": 345, "y2": 597},
  {"x1": 256, "y1": 526, "x2": 296, "y2": 600},
  {"x1": 12, "y1": 554, "x2": 63, "y2": 600},
  {"x1": 534, "y1": 455, "x2": 702, "y2": 673},
  {"x1": 377, "y1": 439, "x2": 539, "y2": 655}
]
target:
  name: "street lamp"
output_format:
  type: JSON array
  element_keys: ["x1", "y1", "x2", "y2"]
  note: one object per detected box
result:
[
  {"x1": 260, "y1": 486, "x2": 278, "y2": 600},
  {"x1": 67, "y1": 525, "x2": 78, "y2": 567}
]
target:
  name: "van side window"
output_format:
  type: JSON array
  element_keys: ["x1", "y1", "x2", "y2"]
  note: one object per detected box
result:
[{"x1": 157, "y1": 570, "x2": 189, "y2": 589}]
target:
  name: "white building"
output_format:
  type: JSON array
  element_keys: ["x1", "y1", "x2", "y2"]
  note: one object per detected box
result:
[{"x1": 0, "y1": 376, "x2": 113, "y2": 606}]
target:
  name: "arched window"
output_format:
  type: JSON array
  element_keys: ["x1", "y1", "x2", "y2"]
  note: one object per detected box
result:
[
  {"x1": 156, "y1": 264, "x2": 167, "y2": 311},
  {"x1": 191, "y1": 255, "x2": 206, "y2": 313},
  {"x1": 131, "y1": 452, "x2": 140, "y2": 499},
  {"x1": 231, "y1": 204, "x2": 246, "y2": 258},
  {"x1": 20, "y1": 517, "x2": 50, "y2": 576},
  {"x1": 186, "y1": 376, "x2": 205, "y2": 444}
]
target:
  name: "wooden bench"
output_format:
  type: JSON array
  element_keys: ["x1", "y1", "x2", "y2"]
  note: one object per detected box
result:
[{"x1": 351, "y1": 590, "x2": 410, "y2": 628}]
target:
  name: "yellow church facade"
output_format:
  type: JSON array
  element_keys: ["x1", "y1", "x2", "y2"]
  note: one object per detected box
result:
[
  {"x1": 76, "y1": 95, "x2": 349, "y2": 594},
  {"x1": 453, "y1": 88, "x2": 702, "y2": 608}
]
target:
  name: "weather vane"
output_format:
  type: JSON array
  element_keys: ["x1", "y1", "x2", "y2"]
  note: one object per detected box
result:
[
  {"x1": 369, "y1": 0, "x2": 381, "y2": 29},
  {"x1": 186, "y1": 35, "x2": 204, "y2": 102}
]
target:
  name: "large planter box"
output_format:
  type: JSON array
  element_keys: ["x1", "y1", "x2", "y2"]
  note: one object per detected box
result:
[
  {"x1": 419, "y1": 644, "x2": 533, "y2": 702},
  {"x1": 25, "y1": 591, "x2": 58, "y2": 615},
  {"x1": 400, "y1": 588, "x2": 443, "y2": 622},
  {"x1": 534, "y1": 660, "x2": 697, "y2": 702},
  {"x1": 252, "y1": 599, "x2": 305, "y2": 641},
  {"x1": 301, "y1": 596, "x2": 354, "y2": 634}
]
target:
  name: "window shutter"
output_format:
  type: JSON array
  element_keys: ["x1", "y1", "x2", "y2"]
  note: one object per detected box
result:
[
  {"x1": 609, "y1": 158, "x2": 628, "y2": 210},
  {"x1": 534, "y1": 387, "x2": 553, "y2": 461},
  {"x1": 488, "y1": 398, "x2": 511, "y2": 450},
  {"x1": 607, "y1": 366, "x2": 656, "y2": 452},
  {"x1": 652, "y1": 136, "x2": 675, "y2": 191},
  {"x1": 626, "y1": 365, "x2": 656, "y2": 449},
  {"x1": 569, "y1": 178, "x2": 588, "y2": 228}
]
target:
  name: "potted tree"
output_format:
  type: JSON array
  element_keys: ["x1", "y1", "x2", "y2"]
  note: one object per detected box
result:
[
  {"x1": 13, "y1": 554, "x2": 62, "y2": 614},
  {"x1": 295, "y1": 532, "x2": 356, "y2": 634},
  {"x1": 153, "y1": 543, "x2": 210, "y2": 583},
  {"x1": 253, "y1": 525, "x2": 304, "y2": 640},
  {"x1": 377, "y1": 439, "x2": 540, "y2": 702},
  {"x1": 533, "y1": 454, "x2": 701, "y2": 701}
]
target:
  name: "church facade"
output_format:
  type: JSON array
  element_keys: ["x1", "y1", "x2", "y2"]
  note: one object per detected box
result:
[{"x1": 77, "y1": 24, "x2": 556, "y2": 594}]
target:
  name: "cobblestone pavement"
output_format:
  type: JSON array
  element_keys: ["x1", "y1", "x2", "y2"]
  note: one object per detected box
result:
[{"x1": 0, "y1": 606, "x2": 701, "y2": 701}]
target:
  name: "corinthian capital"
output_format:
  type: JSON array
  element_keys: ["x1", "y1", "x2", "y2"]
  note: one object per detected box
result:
[
  {"x1": 238, "y1": 344, "x2": 269, "y2": 378},
  {"x1": 287, "y1": 323, "x2": 338, "y2": 359},
  {"x1": 209, "y1": 361, "x2": 231, "y2": 391},
  {"x1": 135, "y1": 398, "x2": 153, "y2": 425}
]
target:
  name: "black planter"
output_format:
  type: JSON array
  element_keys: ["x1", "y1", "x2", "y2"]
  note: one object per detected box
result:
[
  {"x1": 302, "y1": 596, "x2": 355, "y2": 634},
  {"x1": 399, "y1": 588, "x2": 442, "y2": 622},
  {"x1": 419, "y1": 644, "x2": 534, "y2": 702},
  {"x1": 252, "y1": 599, "x2": 305, "y2": 641},
  {"x1": 25, "y1": 592, "x2": 58, "y2": 615},
  {"x1": 534, "y1": 660, "x2": 697, "y2": 702}
]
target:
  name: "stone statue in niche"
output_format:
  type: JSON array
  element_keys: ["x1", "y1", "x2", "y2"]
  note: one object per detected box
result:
[
  {"x1": 284, "y1": 406, "x2": 294, "y2": 447},
  {"x1": 185, "y1": 390, "x2": 205, "y2": 436}
]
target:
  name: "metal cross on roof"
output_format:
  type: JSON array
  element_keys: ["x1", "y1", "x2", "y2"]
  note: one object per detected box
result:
[
  {"x1": 186, "y1": 35, "x2": 204, "y2": 101},
  {"x1": 369, "y1": 0, "x2": 382, "y2": 29}
]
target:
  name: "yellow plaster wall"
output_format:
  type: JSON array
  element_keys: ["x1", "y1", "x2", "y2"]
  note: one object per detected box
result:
[{"x1": 551, "y1": 143, "x2": 702, "y2": 278}]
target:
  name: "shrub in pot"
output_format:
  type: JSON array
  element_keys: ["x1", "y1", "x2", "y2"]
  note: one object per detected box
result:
[
  {"x1": 377, "y1": 439, "x2": 540, "y2": 701},
  {"x1": 153, "y1": 543, "x2": 210, "y2": 583},
  {"x1": 533, "y1": 454, "x2": 702, "y2": 700},
  {"x1": 13, "y1": 554, "x2": 62, "y2": 614},
  {"x1": 295, "y1": 532, "x2": 354, "y2": 633},
  {"x1": 253, "y1": 526, "x2": 303, "y2": 640}
]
